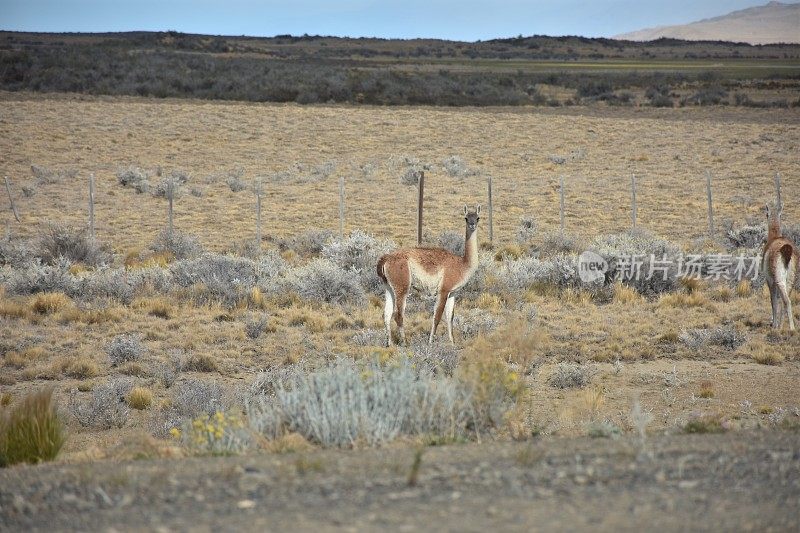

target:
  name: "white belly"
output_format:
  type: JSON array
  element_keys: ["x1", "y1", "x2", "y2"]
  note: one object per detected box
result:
[{"x1": 409, "y1": 262, "x2": 443, "y2": 293}]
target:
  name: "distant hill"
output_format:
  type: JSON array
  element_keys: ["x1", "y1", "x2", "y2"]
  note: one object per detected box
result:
[{"x1": 615, "y1": 1, "x2": 800, "y2": 45}]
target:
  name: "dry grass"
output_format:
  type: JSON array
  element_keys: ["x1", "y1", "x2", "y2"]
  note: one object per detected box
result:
[
  {"x1": 752, "y1": 349, "x2": 785, "y2": 366},
  {"x1": 30, "y1": 292, "x2": 72, "y2": 315},
  {"x1": 134, "y1": 297, "x2": 176, "y2": 320},
  {"x1": 658, "y1": 291, "x2": 712, "y2": 309},
  {"x1": 2, "y1": 98, "x2": 797, "y2": 253},
  {"x1": 181, "y1": 353, "x2": 219, "y2": 373},
  {"x1": 735, "y1": 280, "x2": 753, "y2": 298},
  {"x1": 698, "y1": 380, "x2": 716, "y2": 398},
  {"x1": 612, "y1": 284, "x2": 640, "y2": 305},
  {"x1": 127, "y1": 387, "x2": 153, "y2": 410},
  {"x1": 0, "y1": 388, "x2": 65, "y2": 466},
  {"x1": 3, "y1": 347, "x2": 47, "y2": 369},
  {"x1": 66, "y1": 358, "x2": 100, "y2": 379},
  {"x1": 0, "y1": 96, "x2": 799, "y2": 456},
  {"x1": 0, "y1": 299, "x2": 31, "y2": 320}
]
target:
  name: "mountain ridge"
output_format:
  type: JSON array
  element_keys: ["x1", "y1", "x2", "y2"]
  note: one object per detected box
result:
[{"x1": 615, "y1": 2, "x2": 800, "y2": 45}]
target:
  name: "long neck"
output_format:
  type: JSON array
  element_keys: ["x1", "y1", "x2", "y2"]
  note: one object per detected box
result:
[
  {"x1": 463, "y1": 226, "x2": 478, "y2": 265},
  {"x1": 768, "y1": 218, "x2": 782, "y2": 243}
]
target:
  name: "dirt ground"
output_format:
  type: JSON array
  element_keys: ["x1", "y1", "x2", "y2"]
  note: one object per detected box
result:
[{"x1": 2, "y1": 430, "x2": 798, "y2": 532}]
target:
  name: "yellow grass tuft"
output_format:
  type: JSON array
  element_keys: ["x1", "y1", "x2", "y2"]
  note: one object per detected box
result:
[
  {"x1": 30, "y1": 292, "x2": 72, "y2": 315},
  {"x1": 3, "y1": 347, "x2": 47, "y2": 369},
  {"x1": 698, "y1": 380, "x2": 715, "y2": 398},
  {"x1": 66, "y1": 358, "x2": 100, "y2": 379},
  {"x1": 494, "y1": 243, "x2": 525, "y2": 261},
  {"x1": 658, "y1": 292, "x2": 710, "y2": 309},
  {"x1": 127, "y1": 387, "x2": 153, "y2": 410},
  {"x1": 1, "y1": 393, "x2": 11, "y2": 407},
  {"x1": 134, "y1": 296, "x2": 175, "y2": 319},
  {"x1": 57, "y1": 306, "x2": 123, "y2": 324},
  {"x1": 475, "y1": 292, "x2": 503, "y2": 312},
  {"x1": 182, "y1": 353, "x2": 219, "y2": 373},
  {"x1": 752, "y1": 350, "x2": 784, "y2": 366},
  {"x1": 249, "y1": 287, "x2": 267, "y2": 310},
  {"x1": 735, "y1": 280, "x2": 752, "y2": 298},
  {"x1": 612, "y1": 283, "x2": 640, "y2": 305},
  {"x1": 263, "y1": 432, "x2": 314, "y2": 454},
  {"x1": 679, "y1": 276, "x2": 705, "y2": 294},
  {"x1": 0, "y1": 388, "x2": 65, "y2": 466},
  {"x1": 68, "y1": 263, "x2": 89, "y2": 275},
  {"x1": 0, "y1": 299, "x2": 31, "y2": 320},
  {"x1": 125, "y1": 249, "x2": 174, "y2": 269},
  {"x1": 709, "y1": 285, "x2": 733, "y2": 302},
  {"x1": 578, "y1": 386, "x2": 606, "y2": 421},
  {"x1": 285, "y1": 307, "x2": 329, "y2": 333}
]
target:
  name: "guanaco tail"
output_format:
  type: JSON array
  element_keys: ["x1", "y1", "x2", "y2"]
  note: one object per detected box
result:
[
  {"x1": 377, "y1": 205, "x2": 481, "y2": 346},
  {"x1": 762, "y1": 202, "x2": 799, "y2": 331}
]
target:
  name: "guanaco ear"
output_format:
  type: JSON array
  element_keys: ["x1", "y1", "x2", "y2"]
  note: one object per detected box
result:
[
  {"x1": 765, "y1": 203, "x2": 771, "y2": 218},
  {"x1": 476, "y1": 204, "x2": 482, "y2": 215},
  {"x1": 463, "y1": 205, "x2": 468, "y2": 216},
  {"x1": 777, "y1": 203, "x2": 783, "y2": 219}
]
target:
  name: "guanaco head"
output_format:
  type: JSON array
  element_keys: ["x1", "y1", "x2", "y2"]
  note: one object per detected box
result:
[
  {"x1": 765, "y1": 202, "x2": 783, "y2": 241},
  {"x1": 463, "y1": 204, "x2": 481, "y2": 238}
]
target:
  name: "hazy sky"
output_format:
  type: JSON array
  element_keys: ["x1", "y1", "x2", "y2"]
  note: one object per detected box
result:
[{"x1": 0, "y1": 0, "x2": 782, "y2": 40}]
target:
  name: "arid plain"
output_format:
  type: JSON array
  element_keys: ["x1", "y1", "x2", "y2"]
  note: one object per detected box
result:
[{"x1": 0, "y1": 94, "x2": 799, "y2": 531}]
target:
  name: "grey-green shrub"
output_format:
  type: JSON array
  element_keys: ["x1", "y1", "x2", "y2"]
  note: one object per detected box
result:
[
  {"x1": 106, "y1": 334, "x2": 146, "y2": 366},
  {"x1": 246, "y1": 357, "x2": 477, "y2": 447},
  {"x1": 70, "y1": 378, "x2": 132, "y2": 429},
  {"x1": 322, "y1": 230, "x2": 395, "y2": 294},
  {"x1": 150, "y1": 228, "x2": 203, "y2": 260},
  {"x1": 548, "y1": 363, "x2": 594, "y2": 389},
  {"x1": 281, "y1": 258, "x2": 365, "y2": 305}
]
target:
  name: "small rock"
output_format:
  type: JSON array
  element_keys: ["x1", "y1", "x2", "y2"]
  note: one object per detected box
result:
[{"x1": 237, "y1": 499, "x2": 256, "y2": 509}]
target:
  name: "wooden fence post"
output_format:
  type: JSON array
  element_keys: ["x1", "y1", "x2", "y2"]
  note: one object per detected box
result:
[
  {"x1": 167, "y1": 178, "x2": 174, "y2": 236},
  {"x1": 559, "y1": 175, "x2": 565, "y2": 236},
  {"x1": 339, "y1": 175, "x2": 345, "y2": 239},
  {"x1": 417, "y1": 170, "x2": 424, "y2": 246},
  {"x1": 705, "y1": 170, "x2": 714, "y2": 237},
  {"x1": 4, "y1": 176, "x2": 20, "y2": 223},
  {"x1": 630, "y1": 174, "x2": 637, "y2": 230},
  {"x1": 487, "y1": 175, "x2": 493, "y2": 245},
  {"x1": 88, "y1": 173, "x2": 95, "y2": 241},
  {"x1": 255, "y1": 177, "x2": 263, "y2": 251}
]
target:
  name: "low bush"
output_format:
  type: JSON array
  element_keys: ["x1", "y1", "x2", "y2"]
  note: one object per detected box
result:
[
  {"x1": 0, "y1": 388, "x2": 65, "y2": 467},
  {"x1": 547, "y1": 363, "x2": 594, "y2": 389},
  {"x1": 117, "y1": 166, "x2": 150, "y2": 193},
  {"x1": 590, "y1": 229, "x2": 681, "y2": 295},
  {"x1": 150, "y1": 229, "x2": 203, "y2": 261},
  {"x1": 516, "y1": 216, "x2": 537, "y2": 244},
  {"x1": 173, "y1": 410, "x2": 252, "y2": 455},
  {"x1": 244, "y1": 315, "x2": 269, "y2": 339},
  {"x1": 437, "y1": 231, "x2": 464, "y2": 255},
  {"x1": 171, "y1": 252, "x2": 259, "y2": 306},
  {"x1": 172, "y1": 379, "x2": 230, "y2": 418},
  {"x1": 70, "y1": 378, "x2": 132, "y2": 429},
  {"x1": 278, "y1": 229, "x2": 335, "y2": 257},
  {"x1": 7, "y1": 258, "x2": 76, "y2": 296},
  {"x1": 442, "y1": 156, "x2": 479, "y2": 178},
  {"x1": 247, "y1": 356, "x2": 512, "y2": 447},
  {"x1": 35, "y1": 223, "x2": 111, "y2": 267},
  {"x1": 679, "y1": 325, "x2": 746, "y2": 350},
  {"x1": 322, "y1": 230, "x2": 395, "y2": 294},
  {"x1": 281, "y1": 259, "x2": 365, "y2": 305},
  {"x1": 106, "y1": 334, "x2": 146, "y2": 366}
]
